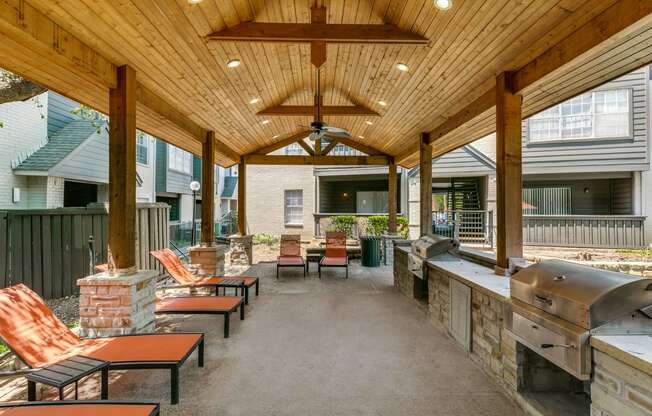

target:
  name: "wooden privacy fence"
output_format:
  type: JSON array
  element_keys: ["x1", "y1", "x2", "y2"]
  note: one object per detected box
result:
[
  {"x1": 0, "y1": 203, "x2": 169, "y2": 299},
  {"x1": 523, "y1": 215, "x2": 646, "y2": 248}
]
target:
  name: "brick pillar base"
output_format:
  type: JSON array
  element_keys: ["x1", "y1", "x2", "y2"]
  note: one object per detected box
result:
[
  {"x1": 229, "y1": 235, "x2": 253, "y2": 266},
  {"x1": 189, "y1": 245, "x2": 227, "y2": 275},
  {"x1": 77, "y1": 270, "x2": 157, "y2": 338}
]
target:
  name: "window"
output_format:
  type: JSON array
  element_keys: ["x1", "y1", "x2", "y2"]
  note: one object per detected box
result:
[
  {"x1": 168, "y1": 145, "x2": 192, "y2": 174},
  {"x1": 528, "y1": 89, "x2": 630, "y2": 142},
  {"x1": 522, "y1": 187, "x2": 571, "y2": 215},
  {"x1": 136, "y1": 134, "x2": 149, "y2": 165},
  {"x1": 284, "y1": 190, "x2": 303, "y2": 225},
  {"x1": 357, "y1": 191, "x2": 388, "y2": 214},
  {"x1": 285, "y1": 143, "x2": 304, "y2": 155}
]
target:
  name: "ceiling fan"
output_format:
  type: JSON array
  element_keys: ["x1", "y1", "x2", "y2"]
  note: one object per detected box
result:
[{"x1": 306, "y1": 68, "x2": 352, "y2": 142}]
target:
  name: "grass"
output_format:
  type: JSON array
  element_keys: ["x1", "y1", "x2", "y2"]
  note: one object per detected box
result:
[
  {"x1": 615, "y1": 247, "x2": 652, "y2": 257},
  {"x1": 253, "y1": 234, "x2": 279, "y2": 246}
]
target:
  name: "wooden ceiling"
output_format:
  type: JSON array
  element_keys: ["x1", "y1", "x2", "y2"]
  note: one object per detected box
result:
[{"x1": 1, "y1": 0, "x2": 651, "y2": 167}]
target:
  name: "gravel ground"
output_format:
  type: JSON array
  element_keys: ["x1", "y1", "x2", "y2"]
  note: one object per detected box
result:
[{"x1": 45, "y1": 295, "x2": 80, "y2": 328}]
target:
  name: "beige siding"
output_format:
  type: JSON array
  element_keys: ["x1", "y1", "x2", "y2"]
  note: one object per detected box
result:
[
  {"x1": 246, "y1": 165, "x2": 315, "y2": 239},
  {"x1": 0, "y1": 93, "x2": 48, "y2": 209}
]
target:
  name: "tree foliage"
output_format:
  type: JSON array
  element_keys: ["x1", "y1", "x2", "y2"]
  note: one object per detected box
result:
[{"x1": 0, "y1": 69, "x2": 46, "y2": 105}]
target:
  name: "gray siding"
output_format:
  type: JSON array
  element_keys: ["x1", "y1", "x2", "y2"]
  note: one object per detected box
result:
[
  {"x1": 50, "y1": 132, "x2": 109, "y2": 183},
  {"x1": 167, "y1": 169, "x2": 193, "y2": 194},
  {"x1": 522, "y1": 68, "x2": 649, "y2": 173},
  {"x1": 431, "y1": 147, "x2": 494, "y2": 178},
  {"x1": 155, "y1": 140, "x2": 167, "y2": 193},
  {"x1": 47, "y1": 92, "x2": 81, "y2": 137}
]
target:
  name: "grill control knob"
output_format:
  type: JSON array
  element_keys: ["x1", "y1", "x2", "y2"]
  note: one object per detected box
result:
[{"x1": 553, "y1": 275, "x2": 566, "y2": 282}]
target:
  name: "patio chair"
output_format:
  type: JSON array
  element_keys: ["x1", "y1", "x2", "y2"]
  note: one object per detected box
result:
[
  {"x1": 0, "y1": 401, "x2": 160, "y2": 416},
  {"x1": 0, "y1": 284, "x2": 204, "y2": 405},
  {"x1": 277, "y1": 234, "x2": 305, "y2": 278},
  {"x1": 319, "y1": 232, "x2": 349, "y2": 279},
  {"x1": 94, "y1": 263, "x2": 245, "y2": 338},
  {"x1": 151, "y1": 249, "x2": 259, "y2": 305}
]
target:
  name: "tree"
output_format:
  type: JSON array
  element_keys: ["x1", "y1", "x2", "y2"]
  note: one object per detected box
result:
[{"x1": 0, "y1": 69, "x2": 46, "y2": 105}]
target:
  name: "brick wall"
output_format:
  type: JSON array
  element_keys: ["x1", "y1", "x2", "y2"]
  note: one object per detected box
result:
[
  {"x1": 246, "y1": 164, "x2": 315, "y2": 238},
  {"x1": 0, "y1": 93, "x2": 48, "y2": 209}
]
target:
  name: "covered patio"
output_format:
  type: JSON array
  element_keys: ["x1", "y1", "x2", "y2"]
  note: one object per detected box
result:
[{"x1": 1, "y1": 1, "x2": 652, "y2": 415}]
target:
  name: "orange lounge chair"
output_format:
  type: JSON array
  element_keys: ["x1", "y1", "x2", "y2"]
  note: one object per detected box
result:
[
  {"x1": 0, "y1": 401, "x2": 159, "y2": 416},
  {"x1": 94, "y1": 263, "x2": 246, "y2": 338},
  {"x1": 156, "y1": 295, "x2": 244, "y2": 338},
  {"x1": 151, "y1": 249, "x2": 259, "y2": 304},
  {"x1": 319, "y1": 232, "x2": 349, "y2": 279},
  {"x1": 277, "y1": 234, "x2": 305, "y2": 278},
  {"x1": 0, "y1": 284, "x2": 204, "y2": 405}
]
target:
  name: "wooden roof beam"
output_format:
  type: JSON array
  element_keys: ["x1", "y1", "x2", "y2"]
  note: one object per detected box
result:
[
  {"x1": 257, "y1": 105, "x2": 379, "y2": 117},
  {"x1": 244, "y1": 154, "x2": 390, "y2": 165},
  {"x1": 0, "y1": 0, "x2": 239, "y2": 166},
  {"x1": 321, "y1": 139, "x2": 339, "y2": 155},
  {"x1": 397, "y1": 0, "x2": 652, "y2": 166},
  {"x1": 206, "y1": 23, "x2": 428, "y2": 45},
  {"x1": 251, "y1": 130, "x2": 312, "y2": 155},
  {"x1": 324, "y1": 135, "x2": 385, "y2": 156}
]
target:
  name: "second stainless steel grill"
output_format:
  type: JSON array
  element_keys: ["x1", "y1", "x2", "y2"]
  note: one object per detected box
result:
[{"x1": 508, "y1": 260, "x2": 652, "y2": 380}]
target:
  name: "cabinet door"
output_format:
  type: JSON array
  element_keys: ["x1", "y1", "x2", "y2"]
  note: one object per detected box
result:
[{"x1": 449, "y1": 279, "x2": 472, "y2": 352}]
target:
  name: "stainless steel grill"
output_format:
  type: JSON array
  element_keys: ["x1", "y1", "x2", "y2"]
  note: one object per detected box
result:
[
  {"x1": 407, "y1": 235, "x2": 458, "y2": 279},
  {"x1": 508, "y1": 260, "x2": 652, "y2": 380}
]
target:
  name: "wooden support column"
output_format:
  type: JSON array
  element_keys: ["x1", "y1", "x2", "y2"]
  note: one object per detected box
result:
[
  {"x1": 419, "y1": 133, "x2": 432, "y2": 237},
  {"x1": 495, "y1": 72, "x2": 523, "y2": 272},
  {"x1": 201, "y1": 131, "x2": 216, "y2": 245},
  {"x1": 108, "y1": 65, "x2": 137, "y2": 272},
  {"x1": 237, "y1": 157, "x2": 246, "y2": 235},
  {"x1": 388, "y1": 157, "x2": 397, "y2": 234}
]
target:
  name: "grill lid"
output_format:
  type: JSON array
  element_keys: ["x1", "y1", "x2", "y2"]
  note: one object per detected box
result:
[{"x1": 510, "y1": 260, "x2": 652, "y2": 329}]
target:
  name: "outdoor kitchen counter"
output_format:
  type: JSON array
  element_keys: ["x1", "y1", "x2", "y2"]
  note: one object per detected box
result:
[
  {"x1": 591, "y1": 335, "x2": 652, "y2": 377},
  {"x1": 427, "y1": 254, "x2": 510, "y2": 300}
]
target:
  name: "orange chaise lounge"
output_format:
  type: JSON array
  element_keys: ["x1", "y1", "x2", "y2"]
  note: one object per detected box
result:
[
  {"x1": 151, "y1": 249, "x2": 259, "y2": 304},
  {"x1": 94, "y1": 264, "x2": 245, "y2": 339},
  {"x1": 0, "y1": 401, "x2": 159, "y2": 416},
  {"x1": 0, "y1": 284, "x2": 204, "y2": 405}
]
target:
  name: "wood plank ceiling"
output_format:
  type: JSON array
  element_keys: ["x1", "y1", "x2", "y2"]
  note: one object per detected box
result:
[{"x1": 4, "y1": 0, "x2": 652, "y2": 167}]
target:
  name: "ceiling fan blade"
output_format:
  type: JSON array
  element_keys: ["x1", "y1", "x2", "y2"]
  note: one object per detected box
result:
[{"x1": 323, "y1": 126, "x2": 351, "y2": 138}]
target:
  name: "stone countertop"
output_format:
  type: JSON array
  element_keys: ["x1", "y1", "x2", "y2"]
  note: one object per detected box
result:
[
  {"x1": 427, "y1": 254, "x2": 511, "y2": 300},
  {"x1": 591, "y1": 335, "x2": 652, "y2": 377}
]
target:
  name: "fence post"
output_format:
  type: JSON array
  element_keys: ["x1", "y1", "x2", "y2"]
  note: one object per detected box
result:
[{"x1": 453, "y1": 211, "x2": 460, "y2": 241}]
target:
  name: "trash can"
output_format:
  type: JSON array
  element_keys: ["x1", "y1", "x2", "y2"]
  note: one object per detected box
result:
[{"x1": 360, "y1": 236, "x2": 381, "y2": 267}]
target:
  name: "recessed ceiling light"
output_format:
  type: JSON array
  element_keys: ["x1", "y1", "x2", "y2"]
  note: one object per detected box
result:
[
  {"x1": 378, "y1": 100, "x2": 387, "y2": 107},
  {"x1": 358, "y1": 135, "x2": 365, "y2": 139},
  {"x1": 365, "y1": 120, "x2": 373, "y2": 125},
  {"x1": 262, "y1": 119, "x2": 270, "y2": 125},
  {"x1": 396, "y1": 62, "x2": 409, "y2": 72},
  {"x1": 188, "y1": 0, "x2": 203, "y2": 4},
  {"x1": 272, "y1": 134, "x2": 280, "y2": 139},
  {"x1": 249, "y1": 98, "x2": 260, "y2": 104},
  {"x1": 227, "y1": 59, "x2": 241, "y2": 68},
  {"x1": 435, "y1": 0, "x2": 452, "y2": 10}
]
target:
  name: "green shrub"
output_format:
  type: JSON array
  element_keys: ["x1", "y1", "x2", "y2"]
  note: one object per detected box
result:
[
  {"x1": 363, "y1": 215, "x2": 409, "y2": 238},
  {"x1": 252, "y1": 233, "x2": 279, "y2": 246},
  {"x1": 0, "y1": 342, "x2": 7, "y2": 354},
  {"x1": 328, "y1": 215, "x2": 357, "y2": 238}
]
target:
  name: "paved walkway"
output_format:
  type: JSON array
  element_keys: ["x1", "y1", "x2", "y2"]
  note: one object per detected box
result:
[{"x1": 44, "y1": 262, "x2": 523, "y2": 415}]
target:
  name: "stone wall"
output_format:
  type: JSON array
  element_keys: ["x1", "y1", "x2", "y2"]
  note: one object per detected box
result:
[
  {"x1": 592, "y1": 350, "x2": 652, "y2": 416},
  {"x1": 393, "y1": 247, "x2": 413, "y2": 298}
]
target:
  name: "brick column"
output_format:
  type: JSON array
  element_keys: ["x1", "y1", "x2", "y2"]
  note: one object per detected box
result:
[{"x1": 78, "y1": 270, "x2": 157, "y2": 338}]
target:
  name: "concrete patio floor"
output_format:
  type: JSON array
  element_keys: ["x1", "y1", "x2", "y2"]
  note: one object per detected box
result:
[{"x1": 26, "y1": 261, "x2": 522, "y2": 415}]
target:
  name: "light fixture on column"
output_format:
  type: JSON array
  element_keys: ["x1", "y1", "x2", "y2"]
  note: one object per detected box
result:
[{"x1": 189, "y1": 180, "x2": 201, "y2": 246}]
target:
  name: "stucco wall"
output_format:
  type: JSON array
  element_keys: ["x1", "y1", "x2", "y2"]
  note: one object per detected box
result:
[
  {"x1": 246, "y1": 164, "x2": 315, "y2": 239},
  {"x1": 0, "y1": 92, "x2": 48, "y2": 209}
]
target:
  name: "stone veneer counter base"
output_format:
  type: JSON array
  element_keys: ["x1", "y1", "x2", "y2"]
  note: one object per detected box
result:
[{"x1": 394, "y1": 247, "x2": 652, "y2": 416}]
